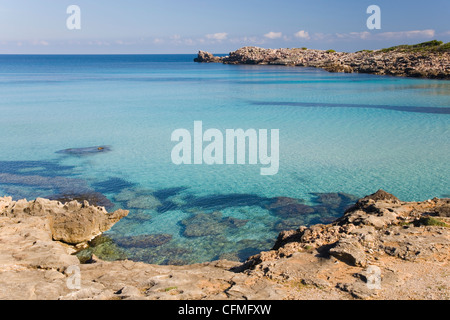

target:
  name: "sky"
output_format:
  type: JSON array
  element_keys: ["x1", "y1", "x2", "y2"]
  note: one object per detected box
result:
[{"x1": 0, "y1": 0, "x2": 449, "y2": 54}]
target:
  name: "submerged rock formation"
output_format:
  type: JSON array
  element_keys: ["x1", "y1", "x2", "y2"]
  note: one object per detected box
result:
[
  {"x1": 194, "y1": 41, "x2": 450, "y2": 79},
  {"x1": 0, "y1": 190, "x2": 449, "y2": 300}
]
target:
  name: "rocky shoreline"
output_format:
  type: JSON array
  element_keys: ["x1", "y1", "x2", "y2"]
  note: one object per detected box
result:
[
  {"x1": 194, "y1": 41, "x2": 450, "y2": 79},
  {"x1": 0, "y1": 190, "x2": 449, "y2": 300}
]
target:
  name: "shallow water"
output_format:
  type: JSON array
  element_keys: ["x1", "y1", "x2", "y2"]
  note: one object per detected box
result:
[{"x1": 0, "y1": 55, "x2": 449, "y2": 264}]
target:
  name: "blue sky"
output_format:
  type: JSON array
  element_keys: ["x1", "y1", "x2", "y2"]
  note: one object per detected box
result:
[{"x1": 0, "y1": 0, "x2": 449, "y2": 53}]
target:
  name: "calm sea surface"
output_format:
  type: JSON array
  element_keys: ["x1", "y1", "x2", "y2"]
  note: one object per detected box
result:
[{"x1": 0, "y1": 54, "x2": 449, "y2": 264}]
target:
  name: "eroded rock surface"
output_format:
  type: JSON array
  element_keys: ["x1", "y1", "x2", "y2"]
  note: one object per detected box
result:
[{"x1": 1, "y1": 191, "x2": 449, "y2": 300}]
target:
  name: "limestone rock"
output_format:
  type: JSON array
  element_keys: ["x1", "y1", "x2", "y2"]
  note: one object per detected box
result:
[
  {"x1": 0, "y1": 196, "x2": 128, "y2": 245},
  {"x1": 1, "y1": 192, "x2": 449, "y2": 300},
  {"x1": 329, "y1": 238, "x2": 367, "y2": 267},
  {"x1": 194, "y1": 51, "x2": 222, "y2": 63},
  {"x1": 194, "y1": 45, "x2": 450, "y2": 79}
]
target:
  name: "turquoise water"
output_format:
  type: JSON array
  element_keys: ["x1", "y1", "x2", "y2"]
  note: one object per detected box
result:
[{"x1": 0, "y1": 55, "x2": 449, "y2": 264}]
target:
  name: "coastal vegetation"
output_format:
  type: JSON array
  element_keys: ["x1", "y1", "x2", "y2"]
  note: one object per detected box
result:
[{"x1": 379, "y1": 40, "x2": 450, "y2": 53}]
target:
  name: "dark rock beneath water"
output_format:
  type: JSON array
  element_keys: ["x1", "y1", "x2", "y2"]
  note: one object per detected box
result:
[
  {"x1": 0, "y1": 172, "x2": 90, "y2": 195},
  {"x1": 153, "y1": 187, "x2": 188, "y2": 201},
  {"x1": 114, "y1": 234, "x2": 173, "y2": 248},
  {"x1": 92, "y1": 177, "x2": 135, "y2": 194},
  {"x1": 181, "y1": 211, "x2": 248, "y2": 238},
  {"x1": 156, "y1": 201, "x2": 178, "y2": 213},
  {"x1": 267, "y1": 197, "x2": 314, "y2": 218},
  {"x1": 56, "y1": 146, "x2": 112, "y2": 156},
  {"x1": 128, "y1": 209, "x2": 152, "y2": 222},
  {"x1": 77, "y1": 235, "x2": 127, "y2": 263},
  {"x1": 312, "y1": 192, "x2": 359, "y2": 209},
  {"x1": 0, "y1": 160, "x2": 75, "y2": 177},
  {"x1": 184, "y1": 193, "x2": 271, "y2": 211},
  {"x1": 126, "y1": 195, "x2": 162, "y2": 210},
  {"x1": 274, "y1": 218, "x2": 307, "y2": 232}
]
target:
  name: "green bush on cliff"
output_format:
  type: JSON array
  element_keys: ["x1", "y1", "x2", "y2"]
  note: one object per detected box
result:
[
  {"x1": 326, "y1": 49, "x2": 336, "y2": 53},
  {"x1": 380, "y1": 40, "x2": 450, "y2": 53},
  {"x1": 415, "y1": 217, "x2": 449, "y2": 228},
  {"x1": 437, "y1": 42, "x2": 450, "y2": 52}
]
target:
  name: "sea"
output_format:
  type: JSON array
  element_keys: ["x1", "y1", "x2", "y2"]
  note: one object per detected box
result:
[{"x1": 0, "y1": 54, "x2": 449, "y2": 264}]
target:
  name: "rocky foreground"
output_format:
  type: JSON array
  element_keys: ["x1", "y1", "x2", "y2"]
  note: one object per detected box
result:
[
  {"x1": 0, "y1": 190, "x2": 449, "y2": 300},
  {"x1": 195, "y1": 41, "x2": 450, "y2": 79}
]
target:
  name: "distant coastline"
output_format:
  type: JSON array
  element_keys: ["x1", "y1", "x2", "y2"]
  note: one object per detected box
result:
[{"x1": 195, "y1": 40, "x2": 450, "y2": 79}]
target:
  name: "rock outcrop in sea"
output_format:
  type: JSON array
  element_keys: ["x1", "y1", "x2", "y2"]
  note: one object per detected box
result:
[
  {"x1": 194, "y1": 41, "x2": 450, "y2": 79},
  {"x1": 0, "y1": 190, "x2": 449, "y2": 300}
]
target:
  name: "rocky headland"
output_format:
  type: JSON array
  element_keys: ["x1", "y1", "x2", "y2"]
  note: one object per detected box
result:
[
  {"x1": 195, "y1": 40, "x2": 450, "y2": 79},
  {"x1": 0, "y1": 190, "x2": 449, "y2": 300}
]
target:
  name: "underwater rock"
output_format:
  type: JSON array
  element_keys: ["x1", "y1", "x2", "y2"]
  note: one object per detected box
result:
[
  {"x1": 267, "y1": 197, "x2": 314, "y2": 218},
  {"x1": 156, "y1": 201, "x2": 178, "y2": 213},
  {"x1": 0, "y1": 160, "x2": 75, "y2": 177},
  {"x1": 274, "y1": 218, "x2": 307, "y2": 232},
  {"x1": 312, "y1": 192, "x2": 359, "y2": 209},
  {"x1": 114, "y1": 188, "x2": 138, "y2": 202},
  {"x1": 126, "y1": 195, "x2": 162, "y2": 210},
  {"x1": 181, "y1": 212, "x2": 223, "y2": 237},
  {"x1": 77, "y1": 235, "x2": 127, "y2": 263},
  {"x1": 114, "y1": 188, "x2": 168, "y2": 211},
  {"x1": 153, "y1": 187, "x2": 188, "y2": 201},
  {"x1": 128, "y1": 209, "x2": 152, "y2": 222},
  {"x1": 48, "y1": 192, "x2": 115, "y2": 210},
  {"x1": 184, "y1": 193, "x2": 271, "y2": 210},
  {"x1": 181, "y1": 212, "x2": 248, "y2": 238},
  {"x1": 56, "y1": 146, "x2": 112, "y2": 156},
  {"x1": 114, "y1": 234, "x2": 173, "y2": 248},
  {"x1": 0, "y1": 173, "x2": 90, "y2": 194},
  {"x1": 92, "y1": 177, "x2": 135, "y2": 194}
]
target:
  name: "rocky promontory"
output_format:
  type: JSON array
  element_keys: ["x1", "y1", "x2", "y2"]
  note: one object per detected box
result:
[
  {"x1": 0, "y1": 190, "x2": 449, "y2": 300},
  {"x1": 195, "y1": 40, "x2": 450, "y2": 79}
]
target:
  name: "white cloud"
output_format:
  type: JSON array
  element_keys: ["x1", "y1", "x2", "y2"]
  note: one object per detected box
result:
[
  {"x1": 205, "y1": 32, "x2": 228, "y2": 41},
  {"x1": 349, "y1": 31, "x2": 371, "y2": 40},
  {"x1": 378, "y1": 29, "x2": 435, "y2": 39},
  {"x1": 294, "y1": 30, "x2": 310, "y2": 40},
  {"x1": 264, "y1": 32, "x2": 282, "y2": 39}
]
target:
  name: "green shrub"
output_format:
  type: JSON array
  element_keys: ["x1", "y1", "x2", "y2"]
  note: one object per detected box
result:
[
  {"x1": 379, "y1": 40, "x2": 449, "y2": 53},
  {"x1": 326, "y1": 49, "x2": 336, "y2": 53},
  {"x1": 416, "y1": 217, "x2": 449, "y2": 227}
]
